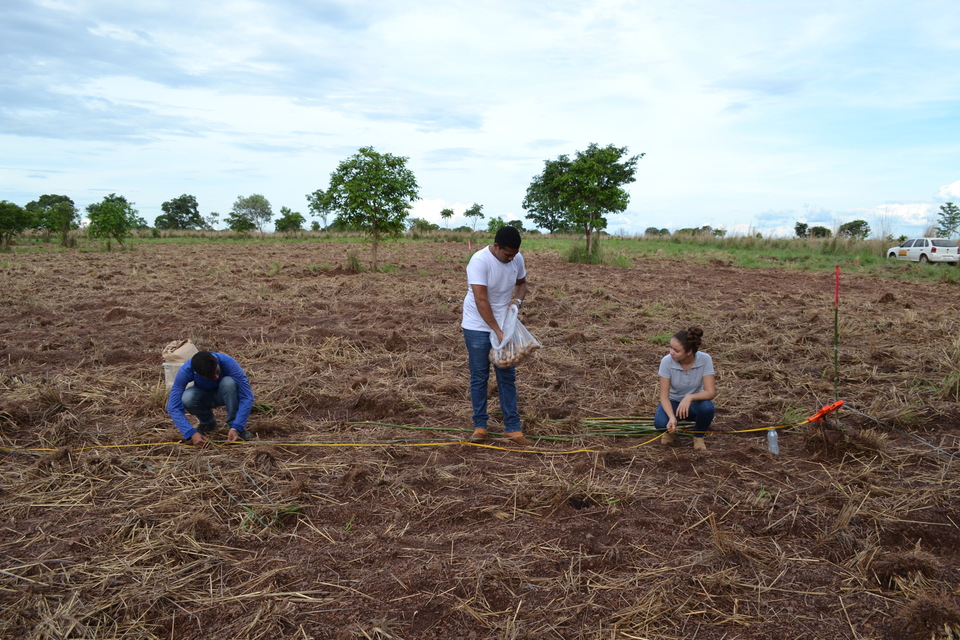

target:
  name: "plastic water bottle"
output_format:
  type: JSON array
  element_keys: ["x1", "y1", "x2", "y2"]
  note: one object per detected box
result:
[{"x1": 767, "y1": 429, "x2": 780, "y2": 455}]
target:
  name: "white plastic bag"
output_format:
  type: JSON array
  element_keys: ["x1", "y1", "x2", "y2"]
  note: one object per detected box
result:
[{"x1": 489, "y1": 305, "x2": 541, "y2": 369}]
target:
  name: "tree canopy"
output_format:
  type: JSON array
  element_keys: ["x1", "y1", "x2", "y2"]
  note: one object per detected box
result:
[
  {"x1": 228, "y1": 194, "x2": 273, "y2": 233},
  {"x1": 794, "y1": 222, "x2": 809, "y2": 238},
  {"x1": 85, "y1": 194, "x2": 140, "y2": 248},
  {"x1": 463, "y1": 203, "x2": 484, "y2": 231},
  {"x1": 25, "y1": 194, "x2": 78, "y2": 246},
  {"x1": 313, "y1": 146, "x2": 419, "y2": 270},
  {"x1": 937, "y1": 202, "x2": 960, "y2": 238},
  {"x1": 838, "y1": 219, "x2": 870, "y2": 240},
  {"x1": 274, "y1": 207, "x2": 306, "y2": 233},
  {"x1": 156, "y1": 194, "x2": 204, "y2": 230},
  {"x1": 439, "y1": 208, "x2": 454, "y2": 228},
  {"x1": 523, "y1": 143, "x2": 642, "y2": 257},
  {"x1": 0, "y1": 200, "x2": 33, "y2": 246}
]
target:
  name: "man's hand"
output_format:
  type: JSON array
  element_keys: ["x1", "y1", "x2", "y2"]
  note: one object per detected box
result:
[
  {"x1": 189, "y1": 432, "x2": 210, "y2": 447},
  {"x1": 227, "y1": 428, "x2": 242, "y2": 442}
]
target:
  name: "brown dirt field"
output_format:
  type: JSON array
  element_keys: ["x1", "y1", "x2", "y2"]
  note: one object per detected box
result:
[{"x1": 1, "y1": 240, "x2": 958, "y2": 640}]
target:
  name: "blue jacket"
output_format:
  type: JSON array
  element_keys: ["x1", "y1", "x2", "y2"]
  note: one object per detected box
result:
[{"x1": 166, "y1": 352, "x2": 254, "y2": 439}]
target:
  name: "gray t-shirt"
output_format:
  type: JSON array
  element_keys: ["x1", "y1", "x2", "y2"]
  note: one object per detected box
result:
[{"x1": 658, "y1": 352, "x2": 714, "y2": 402}]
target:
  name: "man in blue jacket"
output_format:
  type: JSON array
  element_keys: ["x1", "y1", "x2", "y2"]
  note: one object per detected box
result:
[{"x1": 166, "y1": 350, "x2": 254, "y2": 446}]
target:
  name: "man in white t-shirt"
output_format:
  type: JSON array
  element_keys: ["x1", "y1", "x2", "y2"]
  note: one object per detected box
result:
[{"x1": 461, "y1": 226, "x2": 533, "y2": 446}]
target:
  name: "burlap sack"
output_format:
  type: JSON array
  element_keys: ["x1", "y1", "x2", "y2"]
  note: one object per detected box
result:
[{"x1": 162, "y1": 339, "x2": 199, "y2": 364}]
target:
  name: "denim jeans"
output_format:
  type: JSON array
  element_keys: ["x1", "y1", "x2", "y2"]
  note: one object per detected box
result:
[
  {"x1": 463, "y1": 328, "x2": 521, "y2": 433},
  {"x1": 181, "y1": 376, "x2": 240, "y2": 430},
  {"x1": 654, "y1": 399, "x2": 715, "y2": 438}
]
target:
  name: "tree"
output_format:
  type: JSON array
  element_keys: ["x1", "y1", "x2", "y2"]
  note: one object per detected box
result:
[
  {"x1": 0, "y1": 200, "x2": 33, "y2": 247},
  {"x1": 310, "y1": 220, "x2": 321, "y2": 232},
  {"x1": 486, "y1": 216, "x2": 507, "y2": 234},
  {"x1": 463, "y1": 203, "x2": 484, "y2": 231},
  {"x1": 408, "y1": 217, "x2": 439, "y2": 232},
  {"x1": 440, "y1": 208, "x2": 454, "y2": 228},
  {"x1": 275, "y1": 206, "x2": 306, "y2": 234},
  {"x1": 794, "y1": 222, "x2": 809, "y2": 238},
  {"x1": 838, "y1": 219, "x2": 870, "y2": 240},
  {"x1": 156, "y1": 194, "x2": 204, "y2": 230},
  {"x1": 86, "y1": 193, "x2": 140, "y2": 249},
  {"x1": 26, "y1": 194, "x2": 78, "y2": 246},
  {"x1": 306, "y1": 189, "x2": 332, "y2": 230},
  {"x1": 809, "y1": 225, "x2": 832, "y2": 238},
  {"x1": 523, "y1": 143, "x2": 642, "y2": 256},
  {"x1": 230, "y1": 194, "x2": 273, "y2": 234},
  {"x1": 204, "y1": 212, "x2": 220, "y2": 230},
  {"x1": 225, "y1": 210, "x2": 257, "y2": 232},
  {"x1": 936, "y1": 202, "x2": 960, "y2": 238},
  {"x1": 506, "y1": 219, "x2": 525, "y2": 232},
  {"x1": 313, "y1": 146, "x2": 419, "y2": 270}
]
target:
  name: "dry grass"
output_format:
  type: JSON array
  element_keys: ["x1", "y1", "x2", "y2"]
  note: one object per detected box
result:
[{"x1": 1, "y1": 241, "x2": 958, "y2": 639}]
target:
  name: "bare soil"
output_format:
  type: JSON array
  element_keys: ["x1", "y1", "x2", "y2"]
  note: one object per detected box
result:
[{"x1": 1, "y1": 240, "x2": 958, "y2": 639}]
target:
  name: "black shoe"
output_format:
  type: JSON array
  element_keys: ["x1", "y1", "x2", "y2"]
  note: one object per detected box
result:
[{"x1": 197, "y1": 422, "x2": 217, "y2": 435}]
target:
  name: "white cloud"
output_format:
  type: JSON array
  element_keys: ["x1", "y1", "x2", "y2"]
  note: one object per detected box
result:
[
  {"x1": 3, "y1": 0, "x2": 960, "y2": 238},
  {"x1": 937, "y1": 180, "x2": 960, "y2": 200}
]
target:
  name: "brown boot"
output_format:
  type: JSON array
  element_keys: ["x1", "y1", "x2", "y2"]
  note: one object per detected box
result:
[
  {"x1": 469, "y1": 428, "x2": 489, "y2": 443},
  {"x1": 693, "y1": 438, "x2": 707, "y2": 451},
  {"x1": 506, "y1": 432, "x2": 534, "y2": 446},
  {"x1": 661, "y1": 432, "x2": 675, "y2": 446}
]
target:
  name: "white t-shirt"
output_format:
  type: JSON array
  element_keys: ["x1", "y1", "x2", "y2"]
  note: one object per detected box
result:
[{"x1": 461, "y1": 246, "x2": 527, "y2": 332}]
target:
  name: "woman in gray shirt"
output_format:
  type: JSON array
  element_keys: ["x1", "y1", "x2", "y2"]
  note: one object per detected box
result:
[{"x1": 655, "y1": 326, "x2": 717, "y2": 450}]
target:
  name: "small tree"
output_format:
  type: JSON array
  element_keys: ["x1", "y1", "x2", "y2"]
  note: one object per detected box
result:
[
  {"x1": 408, "y1": 217, "x2": 439, "y2": 232},
  {"x1": 838, "y1": 219, "x2": 871, "y2": 240},
  {"x1": 936, "y1": 202, "x2": 960, "y2": 238},
  {"x1": 310, "y1": 220, "x2": 321, "y2": 232},
  {"x1": 231, "y1": 194, "x2": 273, "y2": 234},
  {"x1": 26, "y1": 194, "x2": 78, "y2": 246},
  {"x1": 506, "y1": 219, "x2": 525, "y2": 232},
  {"x1": 463, "y1": 203, "x2": 484, "y2": 231},
  {"x1": 156, "y1": 194, "x2": 204, "y2": 230},
  {"x1": 314, "y1": 146, "x2": 419, "y2": 270},
  {"x1": 794, "y1": 222, "x2": 809, "y2": 238},
  {"x1": 86, "y1": 194, "x2": 140, "y2": 249},
  {"x1": 0, "y1": 200, "x2": 33, "y2": 247},
  {"x1": 486, "y1": 216, "x2": 506, "y2": 234},
  {"x1": 225, "y1": 210, "x2": 257, "y2": 232},
  {"x1": 523, "y1": 143, "x2": 642, "y2": 257},
  {"x1": 809, "y1": 225, "x2": 832, "y2": 238},
  {"x1": 306, "y1": 189, "x2": 332, "y2": 230},
  {"x1": 275, "y1": 206, "x2": 306, "y2": 234},
  {"x1": 440, "y1": 207, "x2": 454, "y2": 228},
  {"x1": 204, "y1": 212, "x2": 220, "y2": 230}
]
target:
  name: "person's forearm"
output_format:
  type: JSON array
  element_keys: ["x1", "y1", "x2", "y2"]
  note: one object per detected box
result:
[
  {"x1": 514, "y1": 281, "x2": 528, "y2": 303},
  {"x1": 660, "y1": 391, "x2": 675, "y2": 417}
]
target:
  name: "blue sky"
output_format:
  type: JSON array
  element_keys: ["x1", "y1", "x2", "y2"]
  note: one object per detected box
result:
[{"x1": 2, "y1": 0, "x2": 959, "y2": 237}]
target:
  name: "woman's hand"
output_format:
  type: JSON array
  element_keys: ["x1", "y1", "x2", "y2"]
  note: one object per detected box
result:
[
  {"x1": 676, "y1": 395, "x2": 693, "y2": 420},
  {"x1": 666, "y1": 416, "x2": 678, "y2": 433}
]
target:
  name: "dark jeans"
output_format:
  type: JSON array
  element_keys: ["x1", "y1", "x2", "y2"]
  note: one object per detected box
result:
[
  {"x1": 463, "y1": 328, "x2": 521, "y2": 433},
  {"x1": 654, "y1": 399, "x2": 715, "y2": 438},
  {"x1": 181, "y1": 376, "x2": 240, "y2": 431}
]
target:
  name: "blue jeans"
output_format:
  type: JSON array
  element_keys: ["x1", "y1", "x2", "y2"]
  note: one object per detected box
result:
[
  {"x1": 463, "y1": 329, "x2": 521, "y2": 433},
  {"x1": 182, "y1": 376, "x2": 240, "y2": 431},
  {"x1": 655, "y1": 399, "x2": 715, "y2": 438}
]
